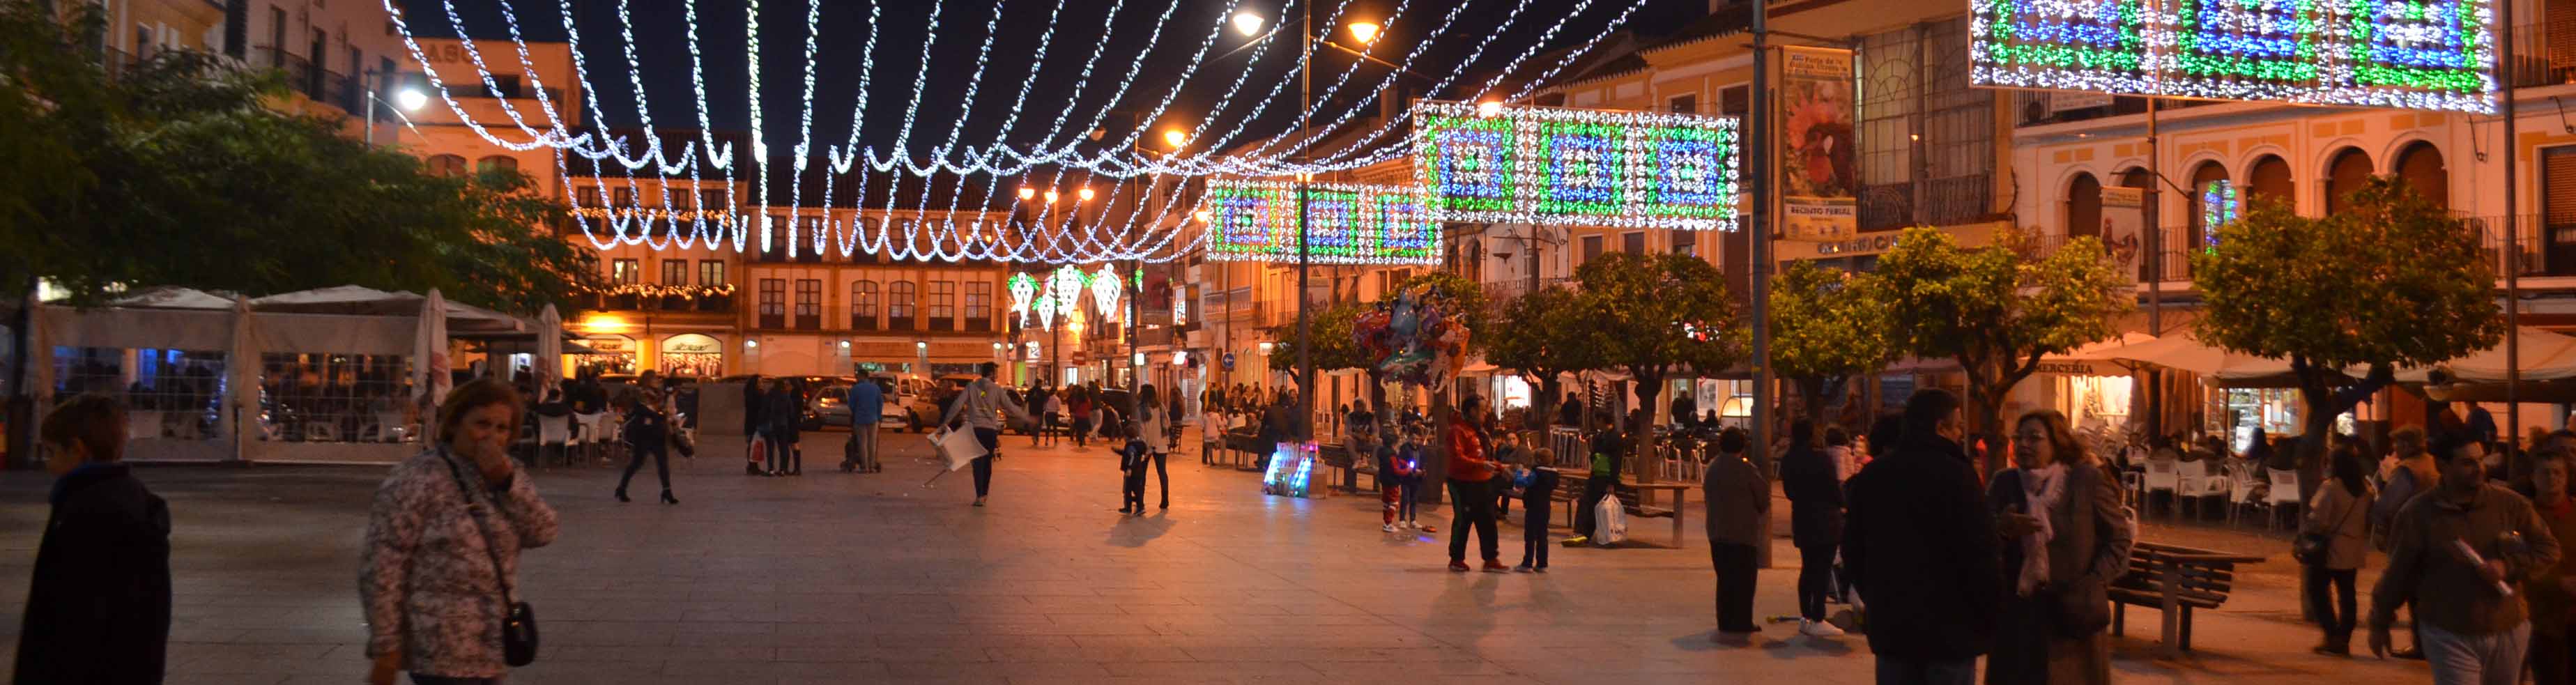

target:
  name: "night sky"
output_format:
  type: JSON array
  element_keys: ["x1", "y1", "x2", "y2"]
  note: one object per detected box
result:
[{"x1": 406, "y1": 0, "x2": 1715, "y2": 160}]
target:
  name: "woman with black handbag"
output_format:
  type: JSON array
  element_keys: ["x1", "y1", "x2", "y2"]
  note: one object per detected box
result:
[
  {"x1": 1989, "y1": 410, "x2": 2133, "y2": 685},
  {"x1": 2299, "y1": 442, "x2": 2375, "y2": 656},
  {"x1": 362, "y1": 378, "x2": 560, "y2": 685}
]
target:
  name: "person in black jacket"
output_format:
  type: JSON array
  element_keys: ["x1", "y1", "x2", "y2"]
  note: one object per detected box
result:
[
  {"x1": 742, "y1": 374, "x2": 767, "y2": 475},
  {"x1": 1567, "y1": 409, "x2": 1627, "y2": 546},
  {"x1": 1842, "y1": 389, "x2": 2000, "y2": 685},
  {"x1": 765, "y1": 379, "x2": 804, "y2": 475},
  {"x1": 1780, "y1": 419, "x2": 1848, "y2": 638},
  {"x1": 16, "y1": 394, "x2": 171, "y2": 685},
  {"x1": 617, "y1": 371, "x2": 679, "y2": 504}
]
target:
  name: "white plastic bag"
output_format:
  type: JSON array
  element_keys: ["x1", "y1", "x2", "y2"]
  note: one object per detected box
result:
[{"x1": 1593, "y1": 493, "x2": 1628, "y2": 546}]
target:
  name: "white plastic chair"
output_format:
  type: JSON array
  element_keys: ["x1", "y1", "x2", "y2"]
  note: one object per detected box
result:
[
  {"x1": 536, "y1": 413, "x2": 573, "y2": 468},
  {"x1": 2175, "y1": 463, "x2": 2207, "y2": 520},
  {"x1": 2225, "y1": 465, "x2": 2264, "y2": 525},
  {"x1": 2142, "y1": 460, "x2": 2179, "y2": 517},
  {"x1": 2263, "y1": 468, "x2": 2303, "y2": 529}
]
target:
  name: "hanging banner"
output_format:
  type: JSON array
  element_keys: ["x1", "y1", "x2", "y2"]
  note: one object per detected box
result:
[
  {"x1": 1412, "y1": 101, "x2": 1740, "y2": 230},
  {"x1": 1777, "y1": 46, "x2": 1857, "y2": 242},
  {"x1": 2101, "y1": 186, "x2": 2146, "y2": 282}
]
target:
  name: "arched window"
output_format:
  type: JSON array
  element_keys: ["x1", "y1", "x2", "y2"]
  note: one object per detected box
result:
[
  {"x1": 2118, "y1": 168, "x2": 2156, "y2": 281},
  {"x1": 2395, "y1": 141, "x2": 2448, "y2": 210},
  {"x1": 850, "y1": 281, "x2": 880, "y2": 330},
  {"x1": 2188, "y1": 161, "x2": 2233, "y2": 250},
  {"x1": 2246, "y1": 155, "x2": 2293, "y2": 209},
  {"x1": 2325, "y1": 147, "x2": 2374, "y2": 215},
  {"x1": 426, "y1": 154, "x2": 468, "y2": 177},
  {"x1": 475, "y1": 155, "x2": 518, "y2": 175},
  {"x1": 2064, "y1": 172, "x2": 2103, "y2": 240},
  {"x1": 888, "y1": 280, "x2": 917, "y2": 330}
]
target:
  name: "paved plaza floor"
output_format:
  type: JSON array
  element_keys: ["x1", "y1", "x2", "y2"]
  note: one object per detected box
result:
[{"x1": 0, "y1": 427, "x2": 2428, "y2": 684}]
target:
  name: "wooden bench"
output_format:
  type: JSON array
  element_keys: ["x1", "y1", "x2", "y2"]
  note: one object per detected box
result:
[{"x1": 2108, "y1": 541, "x2": 2262, "y2": 654}]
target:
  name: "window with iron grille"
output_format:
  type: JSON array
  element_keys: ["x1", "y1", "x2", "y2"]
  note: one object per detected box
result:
[
  {"x1": 928, "y1": 280, "x2": 956, "y2": 330},
  {"x1": 889, "y1": 280, "x2": 917, "y2": 330},
  {"x1": 965, "y1": 281, "x2": 993, "y2": 332},
  {"x1": 577, "y1": 187, "x2": 601, "y2": 207},
  {"x1": 699, "y1": 260, "x2": 724, "y2": 286},
  {"x1": 851, "y1": 281, "x2": 880, "y2": 330},
  {"x1": 698, "y1": 189, "x2": 729, "y2": 212},
  {"x1": 661, "y1": 259, "x2": 687, "y2": 286},
  {"x1": 795, "y1": 279, "x2": 822, "y2": 330},
  {"x1": 1857, "y1": 20, "x2": 1993, "y2": 231},
  {"x1": 757, "y1": 279, "x2": 785, "y2": 328},
  {"x1": 611, "y1": 259, "x2": 638, "y2": 285},
  {"x1": 613, "y1": 187, "x2": 635, "y2": 207}
]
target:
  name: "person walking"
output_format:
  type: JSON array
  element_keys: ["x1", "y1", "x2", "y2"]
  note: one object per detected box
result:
[
  {"x1": 1704, "y1": 427, "x2": 1770, "y2": 645},
  {"x1": 844, "y1": 378, "x2": 885, "y2": 473},
  {"x1": 2374, "y1": 426, "x2": 2439, "y2": 659},
  {"x1": 2302, "y1": 442, "x2": 2376, "y2": 656},
  {"x1": 762, "y1": 379, "x2": 804, "y2": 476},
  {"x1": 1026, "y1": 382, "x2": 1053, "y2": 447},
  {"x1": 740, "y1": 374, "x2": 767, "y2": 476},
  {"x1": 361, "y1": 378, "x2": 560, "y2": 685},
  {"x1": 15, "y1": 394, "x2": 171, "y2": 685},
  {"x1": 1121, "y1": 385, "x2": 1172, "y2": 513},
  {"x1": 1987, "y1": 410, "x2": 2132, "y2": 685},
  {"x1": 1446, "y1": 398, "x2": 1505, "y2": 573},
  {"x1": 2528, "y1": 448, "x2": 2576, "y2": 685},
  {"x1": 2370, "y1": 432, "x2": 2564, "y2": 685},
  {"x1": 1567, "y1": 409, "x2": 1627, "y2": 546},
  {"x1": 940, "y1": 362, "x2": 1034, "y2": 507},
  {"x1": 1068, "y1": 386, "x2": 1095, "y2": 449},
  {"x1": 1843, "y1": 389, "x2": 2000, "y2": 685},
  {"x1": 615, "y1": 371, "x2": 679, "y2": 504},
  {"x1": 1780, "y1": 419, "x2": 1849, "y2": 638}
]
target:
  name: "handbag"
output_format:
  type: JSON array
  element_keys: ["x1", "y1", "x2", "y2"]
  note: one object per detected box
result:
[
  {"x1": 440, "y1": 452, "x2": 540, "y2": 667},
  {"x1": 2294, "y1": 494, "x2": 2361, "y2": 567}
]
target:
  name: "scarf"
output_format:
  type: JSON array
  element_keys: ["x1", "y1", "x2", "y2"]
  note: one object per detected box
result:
[{"x1": 2016, "y1": 463, "x2": 2069, "y2": 597}]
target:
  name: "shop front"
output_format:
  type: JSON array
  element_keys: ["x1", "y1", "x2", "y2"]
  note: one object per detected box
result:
[
  {"x1": 659, "y1": 333, "x2": 726, "y2": 378},
  {"x1": 572, "y1": 334, "x2": 637, "y2": 376}
]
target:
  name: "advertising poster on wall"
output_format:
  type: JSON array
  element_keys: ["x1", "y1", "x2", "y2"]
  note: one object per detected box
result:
[
  {"x1": 2101, "y1": 186, "x2": 2145, "y2": 281},
  {"x1": 1779, "y1": 46, "x2": 1857, "y2": 241}
]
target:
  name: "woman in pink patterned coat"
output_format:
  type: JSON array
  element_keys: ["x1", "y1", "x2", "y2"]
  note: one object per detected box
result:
[{"x1": 360, "y1": 378, "x2": 560, "y2": 685}]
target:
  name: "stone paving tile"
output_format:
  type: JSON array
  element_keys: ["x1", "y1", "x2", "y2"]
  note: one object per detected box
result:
[{"x1": 0, "y1": 429, "x2": 2433, "y2": 684}]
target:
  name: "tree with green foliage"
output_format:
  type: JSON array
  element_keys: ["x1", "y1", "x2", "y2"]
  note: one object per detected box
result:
[
  {"x1": 0, "y1": 3, "x2": 597, "y2": 314},
  {"x1": 2194, "y1": 178, "x2": 2501, "y2": 470},
  {"x1": 1485, "y1": 285, "x2": 1600, "y2": 430},
  {"x1": 1263, "y1": 300, "x2": 1371, "y2": 374},
  {"x1": 1876, "y1": 226, "x2": 2131, "y2": 468},
  {"x1": 1768, "y1": 260, "x2": 1897, "y2": 424},
  {"x1": 1572, "y1": 252, "x2": 1747, "y2": 433}
]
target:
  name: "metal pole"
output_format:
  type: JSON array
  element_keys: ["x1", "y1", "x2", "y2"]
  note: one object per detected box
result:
[
  {"x1": 2505, "y1": 0, "x2": 2522, "y2": 449},
  {"x1": 1295, "y1": 8, "x2": 1315, "y2": 440},
  {"x1": 364, "y1": 70, "x2": 377, "y2": 149},
  {"x1": 2145, "y1": 98, "x2": 2163, "y2": 433},
  {"x1": 1749, "y1": 0, "x2": 1772, "y2": 480}
]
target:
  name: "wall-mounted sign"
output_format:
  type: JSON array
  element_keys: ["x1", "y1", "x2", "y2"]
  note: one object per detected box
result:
[{"x1": 661, "y1": 334, "x2": 723, "y2": 355}]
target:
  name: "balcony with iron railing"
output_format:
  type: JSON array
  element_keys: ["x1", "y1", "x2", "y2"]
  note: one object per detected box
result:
[{"x1": 2049, "y1": 214, "x2": 2576, "y2": 292}]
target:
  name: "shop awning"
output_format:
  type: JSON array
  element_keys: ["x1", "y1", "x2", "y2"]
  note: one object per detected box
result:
[
  {"x1": 2395, "y1": 327, "x2": 2576, "y2": 383},
  {"x1": 2071, "y1": 332, "x2": 2302, "y2": 387}
]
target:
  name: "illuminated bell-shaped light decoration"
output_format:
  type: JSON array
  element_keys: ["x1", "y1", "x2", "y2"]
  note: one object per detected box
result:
[
  {"x1": 1090, "y1": 264, "x2": 1121, "y2": 321},
  {"x1": 1008, "y1": 272, "x2": 1038, "y2": 327},
  {"x1": 1034, "y1": 293, "x2": 1058, "y2": 331},
  {"x1": 1050, "y1": 265, "x2": 1086, "y2": 320}
]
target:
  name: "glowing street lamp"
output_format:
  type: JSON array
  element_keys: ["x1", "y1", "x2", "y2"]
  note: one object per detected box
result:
[
  {"x1": 1017, "y1": 187, "x2": 1036, "y2": 201},
  {"x1": 1077, "y1": 187, "x2": 1096, "y2": 202},
  {"x1": 1476, "y1": 100, "x2": 1503, "y2": 117},
  {"x1": 1162, "y1": 129, "x2": 1187, "y2": 149},
  {"x1": 1043, "y1": 190, "x2": 1061, "y2": 203},
  {"x1": 1232, "y1": 12, "x2": 1264, "y2": 37},
  {"x1": 1347, "y1": 22, "x2": 1381, "y2": 45},
  {"x1": 394, "y1": 87, "x2": 428, "y2": 111}
]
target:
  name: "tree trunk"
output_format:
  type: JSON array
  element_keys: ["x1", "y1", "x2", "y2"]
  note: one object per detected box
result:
[
  {"x1": 1964, "y1": 362, "x2": 2007, "y2": 479},
  {"x1": 1425, "y1": 386, "x2": 1452, "y2": 505},
  {"x1": 1632, "y1": 369, "x2": 1662, "y2": 482},
  {"x1": 1796, "y1": 376, "x2": 1828, "y2": 428}
]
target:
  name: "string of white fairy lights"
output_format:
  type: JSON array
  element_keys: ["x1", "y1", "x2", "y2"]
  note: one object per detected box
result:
[{"x1": 390, "y1": 0, "x2": 1655, "y2": 261}]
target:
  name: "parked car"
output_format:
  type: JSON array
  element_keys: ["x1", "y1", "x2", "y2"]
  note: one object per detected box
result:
[{"x1": 896, "y1": 374, "x2": 982, "y2": 432}]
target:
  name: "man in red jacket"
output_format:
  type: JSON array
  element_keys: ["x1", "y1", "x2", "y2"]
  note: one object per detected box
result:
[{"x1": 1447, "y1": 396, "x2": 1506, "y2": 572}]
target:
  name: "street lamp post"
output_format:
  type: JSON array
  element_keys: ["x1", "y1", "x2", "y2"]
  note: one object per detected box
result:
[
  {"x1": 362, "y1": 70, "x2": 425, "y2": 149},
  {"x1": 1232, "y1": 10, "x2": 1381, "y2": 442}
]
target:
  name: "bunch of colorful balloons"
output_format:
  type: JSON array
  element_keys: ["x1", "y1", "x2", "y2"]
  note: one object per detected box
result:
[{"x1": 1352, "y1": 284, "x2": 1471, "y2": 387}]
